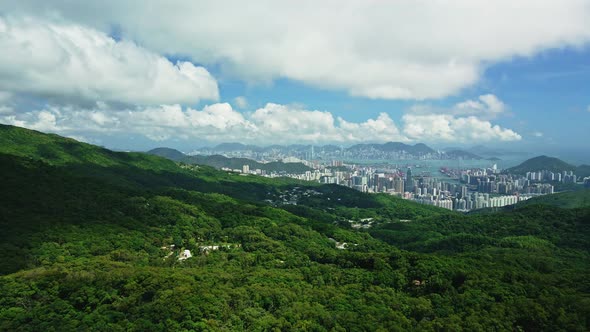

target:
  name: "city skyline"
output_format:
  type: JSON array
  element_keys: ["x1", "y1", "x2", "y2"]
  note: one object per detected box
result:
[{"x1": 0, "y1": 2, "x2": 589, "y2": 152}]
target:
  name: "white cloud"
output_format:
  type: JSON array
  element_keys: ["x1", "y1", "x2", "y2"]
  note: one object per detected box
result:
[
  {"x1": 532, "y1": 131, "x2": 544, "y2": 137},
  {"x1": 338, "y1": 113, "x2": 406, "y2": 142},
  {"x1": 250, "y1": 103, "x2": 337, "y2": 138},
  {"x1": 402, "y1": 114, "x2": 521, "y2": 143},
  {"x1": 234, "y1": 96, "x2": 248, "y2": 109},
  {"x1": 0, "y1": 16, "x2": 219, "y2": 106},
  {"x1": 0, "y1": 102, "x2": 406, "y2": 144},
  {"x1": 3, "y1": 1, "x2": 589, "y2": 99},
  {"x1": 478, "y1": 94, "x2": 506, "y2": 114},
  {"x1": 2, "y1": 109, "x2": 60, "y2": 132},
  {"x1": 248, "y1": 103, "x2": 406, "y2": 143},
  {"x1": 1, "y1": 101, "x2": 522, "y2": 144},
  {"x1": 454, "y1": 94, "x2": 506, "y2": 117},
  {"x1": 408, "y1": 94, "x2": 509, "y2": 121}
]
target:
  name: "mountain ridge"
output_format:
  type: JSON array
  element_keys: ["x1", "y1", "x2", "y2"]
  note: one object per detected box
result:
[{"x1": 506, "y1": 155, "x2": 577, "y2": 174}]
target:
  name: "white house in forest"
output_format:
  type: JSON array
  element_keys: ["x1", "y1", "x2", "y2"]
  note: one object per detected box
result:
[{"x1": 178, "y1": 249, "x2": 192, "y2": 261}]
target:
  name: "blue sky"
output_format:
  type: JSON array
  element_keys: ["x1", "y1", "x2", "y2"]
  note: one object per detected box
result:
[
  {"x1": 215, "y1": 47, "x2": 590, "y2": 149},
  {"x1": 0, "y1": 1, "x2": 589, "y2": 161}
]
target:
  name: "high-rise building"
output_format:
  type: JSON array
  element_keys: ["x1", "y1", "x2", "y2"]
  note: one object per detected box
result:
[
  {"x1": 394, "y1": 177, "x2": 404, "y2": 193},
  {"x1": 460, "y1": 185, "x2": 468, "y2": 198},
  {"x1": 405, "y1": 168, "x2": 413, "y2": 192}
]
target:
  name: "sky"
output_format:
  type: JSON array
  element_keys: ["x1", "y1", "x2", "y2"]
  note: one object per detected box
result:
[{"x1": 0, "y1": 1, "x2": 589, "y2": 158}]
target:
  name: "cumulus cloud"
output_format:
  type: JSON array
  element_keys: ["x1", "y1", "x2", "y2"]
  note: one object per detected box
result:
[
  {"x1": 2, "y1": 109, "x2": 60, "y2": 132},
  {"x1": 1, "y1": 101, "x2": 522, "y2": 145},
  {"x1": 3, "y1": 1, "x2": 590, "y2": 99},
  {"x1": 454, "y1": 94, "x2": 506, "y2": 117},
  {"x1": 402, "y1": 114, "x2": 521, "y2": 143},
  {"x1": 0, "y1": 16, "x2": 219, "y2": 106},
  {"x1": 338, "y1": 113, "x2": 406, "y2": 142},
  {"x1": 0, "y1": 102, "x2": 408, "y2": 144}
]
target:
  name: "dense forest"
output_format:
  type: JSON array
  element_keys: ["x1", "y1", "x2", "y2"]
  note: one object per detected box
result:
[{"x1": 1, "y1": 124, "x2": 589, "y2": 331}]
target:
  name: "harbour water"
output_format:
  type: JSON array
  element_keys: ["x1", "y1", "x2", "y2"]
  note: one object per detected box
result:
[{"x1": 344, "y1": 157, "x2": 528, "y2": 179}]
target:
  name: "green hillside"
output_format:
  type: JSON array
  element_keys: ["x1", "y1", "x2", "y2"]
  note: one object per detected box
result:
[
  {"x1": 506, "y1": 155, "x2": 576, "y2": 174},
  {"x1": 0, "y1": 124, "x2": 178, "y2": 171},
  {"x1": 147, "y1": 147, "x2": 187, "y2": 161},
  {"x1": 1, "y1": 125, "x2": 589, "y2": 331},
  {"x1": 514, "y1": 189, "x2": 590, "y2": 209}
]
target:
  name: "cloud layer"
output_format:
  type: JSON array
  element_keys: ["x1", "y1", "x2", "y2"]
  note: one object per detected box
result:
[
  {"x1": 3, "y1": 1, "x2": 590, "y2": 99},
  {"x1": 403, "y1": 114, "x2": 521, "y2": 142},
  {"x1": 1, "y1": 101, "x2": 521, "y2": 145},
  {"x1": 0, "y1": 16, "x2": 219, "y2": 106}
]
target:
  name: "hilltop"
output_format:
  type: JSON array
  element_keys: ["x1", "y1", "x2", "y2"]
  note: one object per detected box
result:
[
  {"x1": 147, "y1": 147, "x2": 186, "y2": 161},
  {"x1": 1, "y1": 124, "x2": 589, "y2": 331},
  {"x1": 506, "y1": 155, "x2": 577, "y2": 174}
]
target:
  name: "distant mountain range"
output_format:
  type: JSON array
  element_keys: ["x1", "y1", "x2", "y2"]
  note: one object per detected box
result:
[
  {"x1": 196, "y1": 141, "x2": 436, "y2": 154},
  {"x1": 505, "y1": 155, "x2": 590, "y2": 177},
  {"x1": 192, "y1": 141, "x2": 488, "y2": 160},
  {"x1": 442, "y1": 149, "x2": 484, "y2": 160},
  {"x1": 346, "y1": 142, "x2": 435, "y2": 155},
  {"x1": 466, "y1": 145, "x2": 529, "y2": 157},
  {"x1": 148, "y1": 147, "x2": 312, "y2": 173}
]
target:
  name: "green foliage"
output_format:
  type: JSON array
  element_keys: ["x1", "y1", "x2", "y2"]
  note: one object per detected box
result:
[
  {"x1": 515, "y1": 189, "x2": 590, "y2": 209},
  {"x1": 1, "y1": 125, "x2": 589, "y2": 331}
]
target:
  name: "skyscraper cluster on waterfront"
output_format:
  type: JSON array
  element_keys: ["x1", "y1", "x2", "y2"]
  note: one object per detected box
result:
[{"x1": 231, "y1": 158, "x2": 584, "y2": 212}]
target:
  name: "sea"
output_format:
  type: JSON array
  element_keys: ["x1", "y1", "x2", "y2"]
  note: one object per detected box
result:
[{"x1": 344, "y1": 156, "x2": 528, "y2": 179}]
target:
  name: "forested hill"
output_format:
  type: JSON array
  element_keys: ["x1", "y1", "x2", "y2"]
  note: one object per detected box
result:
[
  {"x1": 0, "y1": 124, "x2": 179, "y2": 171},
  {"x1": 148, "y1": 147, "x2": 313, "y2": 173},
  {"x1": 513, "y1": 188, "x2": 590, "y2": 209},
  {"x1": 505, "y1": 155, "x2": 576, "y2": 174},
  {"x1": 1, "y1": 124, "x2": 589, "y2": 331}
]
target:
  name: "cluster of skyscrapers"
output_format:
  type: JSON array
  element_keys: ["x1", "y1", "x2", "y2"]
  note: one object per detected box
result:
[
  {"x1": 526, "y1": 170, "x2": 577, "y2": 183},
  {"x1": 233, "y1": 159, "x2": 584, "y2": 212}
]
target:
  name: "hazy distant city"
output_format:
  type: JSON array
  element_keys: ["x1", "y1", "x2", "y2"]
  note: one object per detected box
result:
[{"x1": 156, "y1": 142, "x2": 590, "y2": 212}]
